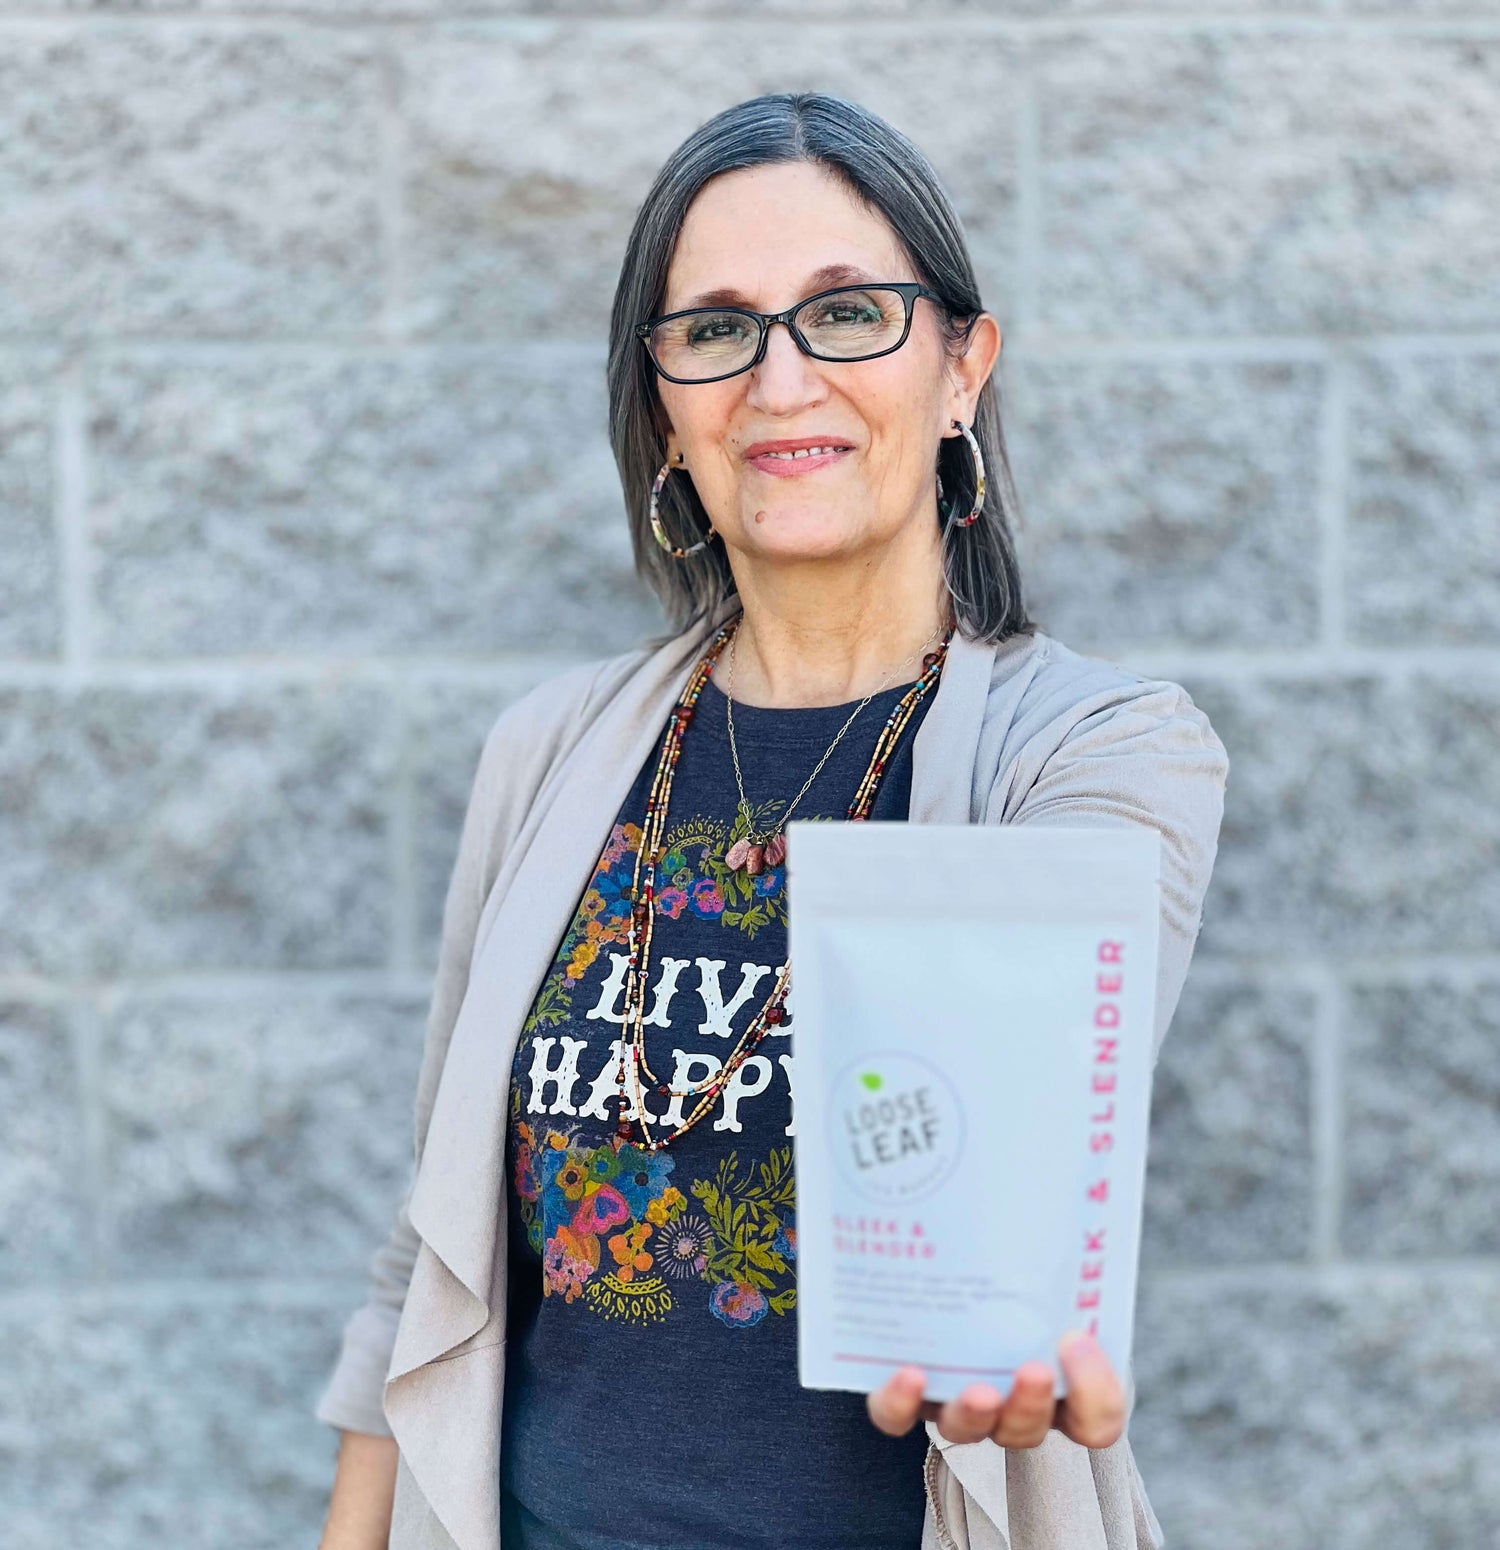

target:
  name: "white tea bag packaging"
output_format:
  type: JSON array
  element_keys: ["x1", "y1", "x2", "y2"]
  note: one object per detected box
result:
[{"x1": 786, "y1": 820, "x2": 1162, "y2": 1402}]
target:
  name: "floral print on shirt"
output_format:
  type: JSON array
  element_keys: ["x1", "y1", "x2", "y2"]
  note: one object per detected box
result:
[{"x1": 510, "y1": 1082, "x2": 798, "y2": 1329}]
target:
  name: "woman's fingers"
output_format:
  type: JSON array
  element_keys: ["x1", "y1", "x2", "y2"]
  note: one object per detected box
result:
[
  {"x1": 1052, "y1": 1331, "x2": 1127, "y2": 1450},
  {"x1": 867, "y1": 1335, "x2": 1125, "y2": 1453},
  {"x1": 866, "y1": 1365, "x2": 928, "y2": 1436},
  {"x1": 924, "y1": 1364, "x2": 1056, "y2": 1447},
  {"x1": 986, "y1": 1363, "x2": 1057, "y2": 1448},
  {"x1": 932, "y1": 1381, "x2": 1010, "y2": 1444}
]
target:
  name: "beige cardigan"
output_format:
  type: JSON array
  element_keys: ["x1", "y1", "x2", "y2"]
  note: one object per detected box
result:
[{"x1": 314, "y1": 611, "x2": 1230, "y2": 1550}]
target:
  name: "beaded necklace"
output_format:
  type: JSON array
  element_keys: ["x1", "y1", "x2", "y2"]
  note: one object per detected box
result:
[{"x1": 607, "y1": 612, "x2": 954, "y2": 1153}]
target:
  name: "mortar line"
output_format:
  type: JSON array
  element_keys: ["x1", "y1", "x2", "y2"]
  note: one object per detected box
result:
[
  {"x1": 0, "y1": 968, "x2": 442, "y2": 1000},
  {"x1": 0, "y1": 1275, "x2": 404, "y2": 1312},
  {"x1": 0, "y1": 653, "x2": 592, "y2": 686},
  {"x1": 0, "y1": 338, "x2": 608, "y2": 364},
  {"x1": 3, "y1": 13, "x2": 1500, "y2": 38},
  {"x1": 1069, "y1": 644, "x2": 1500, "y2": 679}
]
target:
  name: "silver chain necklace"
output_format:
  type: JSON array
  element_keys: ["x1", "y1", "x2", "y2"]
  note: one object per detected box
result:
[{"x1": 720, "y1": 615, "x2": 943, "y2": 876}]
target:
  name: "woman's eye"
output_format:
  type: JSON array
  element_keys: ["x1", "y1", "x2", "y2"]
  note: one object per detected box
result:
[
  {"x1": 812, "y1": 302, "x2": 880, "y2": 327},
  {"x1": 688, "y1": 316, "x2": 749, "y2": 345}
]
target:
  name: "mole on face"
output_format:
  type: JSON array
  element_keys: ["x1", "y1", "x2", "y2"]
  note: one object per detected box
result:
[{"x1": 753, "y1": 509, "x2": 767, "y2": 524}]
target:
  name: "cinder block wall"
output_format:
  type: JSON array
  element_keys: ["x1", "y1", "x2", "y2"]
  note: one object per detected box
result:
[{"x1": 3, "y1": 8, "x2": 1497, "y2": 1547}]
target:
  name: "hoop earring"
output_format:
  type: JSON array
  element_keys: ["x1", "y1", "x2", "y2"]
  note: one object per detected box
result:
[
  {"x1": 649, "y1": 452, "x2": 716, "y2": 559},
  {"x1": 943, "y1": 418, "x2": 986, "y2": 529}
]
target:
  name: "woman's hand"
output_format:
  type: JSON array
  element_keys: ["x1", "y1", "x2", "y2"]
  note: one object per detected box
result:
[{"x1": 865, "y1": 1331, "x2": 1126, "y2": 1451}]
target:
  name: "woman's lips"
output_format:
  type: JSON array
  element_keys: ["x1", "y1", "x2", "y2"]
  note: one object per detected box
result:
[{"x1": 745, "y1": 446, "x2": 853, "y2": 477}]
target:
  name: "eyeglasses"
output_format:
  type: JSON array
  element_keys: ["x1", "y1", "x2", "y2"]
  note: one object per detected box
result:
[{"x1": 636, "y1": 281, "x2": 947, "y2": 385}]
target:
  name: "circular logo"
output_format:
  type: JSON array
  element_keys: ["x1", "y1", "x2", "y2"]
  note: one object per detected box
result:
[{"x1": 828, "y1": 1051, "x2": 966, "y2": 1203}]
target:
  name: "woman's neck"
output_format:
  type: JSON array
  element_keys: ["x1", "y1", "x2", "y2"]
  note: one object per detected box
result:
[{"x1": 723, "y1": 534, "x2": 951, "y2": 709}]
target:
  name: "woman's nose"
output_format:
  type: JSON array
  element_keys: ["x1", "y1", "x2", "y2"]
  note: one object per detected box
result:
[{"x1": 746, "y1": 322, "x2": 825, "y2": 412}]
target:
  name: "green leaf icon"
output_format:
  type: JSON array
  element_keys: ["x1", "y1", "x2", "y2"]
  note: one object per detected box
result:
[{"x1": 860, "y1": 1071, "x2": 883, "y2": 1091}]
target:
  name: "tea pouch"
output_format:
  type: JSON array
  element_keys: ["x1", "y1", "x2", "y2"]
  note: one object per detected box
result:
[{"x1": 785, "y1": 820, "x2": 1161, "y2": 1402}]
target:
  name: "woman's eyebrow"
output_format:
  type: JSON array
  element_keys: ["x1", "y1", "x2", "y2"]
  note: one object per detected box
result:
[{"x1": 677, "y1": 263, "x2": 887, "y2": 310}]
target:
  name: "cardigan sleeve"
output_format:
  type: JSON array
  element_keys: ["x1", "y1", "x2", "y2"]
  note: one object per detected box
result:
[
  {"x1": 310, "y1": 651, "x2": 630, "y2": 1436},
  {"x1": 1001, "y1": 677, "x2": 1230, "y2": 1068},
  {"x1": 312, "y1": 718, "x2": 508, "y2": 1438}
]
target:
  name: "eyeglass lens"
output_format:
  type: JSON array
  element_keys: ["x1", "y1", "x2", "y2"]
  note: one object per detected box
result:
[{"x1": 647, "y1": 287, "x2": 912, "y2": 381}]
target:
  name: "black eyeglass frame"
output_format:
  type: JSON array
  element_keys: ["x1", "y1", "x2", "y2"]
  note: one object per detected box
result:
[{"x1": 635, "y1": 281, "x2": 949, "y2": 386}]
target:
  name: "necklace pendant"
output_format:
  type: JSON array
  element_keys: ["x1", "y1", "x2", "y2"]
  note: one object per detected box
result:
[{"x1": 725, "y1": 832, "x2": 785, "y2": 875}]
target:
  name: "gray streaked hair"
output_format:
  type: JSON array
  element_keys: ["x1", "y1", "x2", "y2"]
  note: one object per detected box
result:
[{"x1": 606, "y1": 91, "x2": 1038, "y2": 644}]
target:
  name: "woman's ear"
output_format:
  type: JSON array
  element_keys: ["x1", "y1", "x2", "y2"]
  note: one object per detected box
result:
[{"x1": 946, "y1": 312, "x2": 1002, "y2": 425}]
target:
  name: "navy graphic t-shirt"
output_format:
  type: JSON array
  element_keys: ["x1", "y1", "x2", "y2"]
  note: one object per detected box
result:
[{"x1": 500, "y1": 664, "x2": 940, "y2": 1550}]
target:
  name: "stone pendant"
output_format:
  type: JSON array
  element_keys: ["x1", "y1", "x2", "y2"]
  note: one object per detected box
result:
[{"x1": 724, "y1": 831, "x2": 786, "y2": 874}]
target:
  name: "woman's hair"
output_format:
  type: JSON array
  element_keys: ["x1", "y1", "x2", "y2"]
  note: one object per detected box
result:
[{"x1": 606, "y1": 91, "x2": 1038, "y2": 645}]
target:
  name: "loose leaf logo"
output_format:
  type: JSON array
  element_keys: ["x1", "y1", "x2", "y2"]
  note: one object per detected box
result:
[{"x1": 834, "y1": 1052, "x2": 966, "y2": 1203}]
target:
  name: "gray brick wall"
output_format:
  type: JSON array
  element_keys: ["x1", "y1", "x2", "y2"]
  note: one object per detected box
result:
[{"x1": 3, "y1": 7, "x2": 1497, "y2": 1547}]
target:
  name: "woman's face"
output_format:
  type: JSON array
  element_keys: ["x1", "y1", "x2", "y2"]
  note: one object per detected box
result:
[{"x1": 654, "y1": 161, "x2": 1000, "y2": 571}]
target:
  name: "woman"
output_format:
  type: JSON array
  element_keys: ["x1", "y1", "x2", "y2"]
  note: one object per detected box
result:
[{"x1": 315, "y1": 93, "x2": 1228, "y2": 1550}]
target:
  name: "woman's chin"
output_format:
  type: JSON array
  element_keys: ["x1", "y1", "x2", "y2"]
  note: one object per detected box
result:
[{"x1": 729, "y1": 508, "x2": 874, "y2": 565}]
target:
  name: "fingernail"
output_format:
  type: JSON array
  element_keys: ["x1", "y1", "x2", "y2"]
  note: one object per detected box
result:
[{"x1": 1059, "y1": 1330, "x2": 1099, "y2": 1356}]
